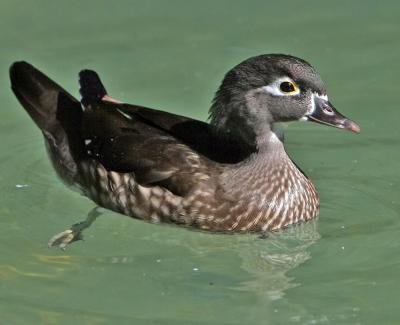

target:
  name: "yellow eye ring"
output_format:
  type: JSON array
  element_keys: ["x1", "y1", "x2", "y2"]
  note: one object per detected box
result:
[{"x1": 279, "y1": 81, "x2": 298, "y2": 93}]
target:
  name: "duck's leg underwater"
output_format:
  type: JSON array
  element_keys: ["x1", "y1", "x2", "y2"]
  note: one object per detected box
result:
[{"x1": 48, "y1": 207, "x2": 104, "y2": 249}]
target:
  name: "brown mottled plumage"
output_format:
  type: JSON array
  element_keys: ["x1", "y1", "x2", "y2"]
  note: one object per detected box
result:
[{"x1": 9, "y1": 54, "x2": 359, "y2": 248}]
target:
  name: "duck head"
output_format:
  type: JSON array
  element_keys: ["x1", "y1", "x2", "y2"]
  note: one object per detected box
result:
[{"x1": 209, "y1": 54, "x2": 360, "y2": 148}]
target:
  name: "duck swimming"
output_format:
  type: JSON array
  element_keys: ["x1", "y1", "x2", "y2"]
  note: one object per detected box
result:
[{"x1": 10, "y1": 54, "x2": 360, "y2": 248}]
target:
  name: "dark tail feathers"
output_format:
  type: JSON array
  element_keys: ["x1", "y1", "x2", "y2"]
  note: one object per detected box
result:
[
  {"x1": 10, "y1": 61, "x2": 84, "y2": 185},
  {"x1": 79, "y1": 69, "x2": 108, "y2": 107}
]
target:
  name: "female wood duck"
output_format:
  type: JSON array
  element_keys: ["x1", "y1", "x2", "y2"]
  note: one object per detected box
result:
[{"x1": 10, "y1": 54, "x2": 360, "y2": 248}]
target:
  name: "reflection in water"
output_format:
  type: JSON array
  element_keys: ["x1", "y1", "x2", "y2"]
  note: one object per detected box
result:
[
  {"x1": 235, "y1": 220, "x2": 320, "y2": 301},
  {"x1": 0, "y1": 255, "x2": 79, "y2": 282},
  {"x1": 126, "y1": 218, "x2": 320, "y2": 303}
]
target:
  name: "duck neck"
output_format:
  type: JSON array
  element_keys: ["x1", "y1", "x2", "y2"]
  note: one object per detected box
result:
[
  {"x1": 243, "y1": 126, "x2": 288, "y2": 167},
  {"x1": 210, "y1": 105, "x2": 284, "y2": 159},
  {"x1": 219, "y1": 127, "x2": 293, "y2": 193},
  {"x1": 209, "y1": 90, "x2": 277, "y2": 154}
]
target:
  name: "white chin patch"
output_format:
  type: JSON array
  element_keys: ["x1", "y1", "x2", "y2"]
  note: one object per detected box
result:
[
  {"x1": 300, "y1": 92, "x2": 328, "y2": 121},
  {"x1": 308, "y1": 94, "x2": 317, "y2": 115},
  {"x1": 317, "y1": 93, "x2": 329, "y2": 101}
]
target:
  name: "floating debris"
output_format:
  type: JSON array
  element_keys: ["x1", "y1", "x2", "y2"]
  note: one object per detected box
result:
[{"x1": 15, "y1": 184, "x2": 29, "y2": 189}]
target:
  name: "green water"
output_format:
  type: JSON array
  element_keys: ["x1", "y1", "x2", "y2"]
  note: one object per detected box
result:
[{"x1": 1, "y1": 0, "x2": 399, "y2": 323}]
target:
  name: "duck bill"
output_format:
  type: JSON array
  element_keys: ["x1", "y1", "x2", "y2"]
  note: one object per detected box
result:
[{"x1": 306, "y1": 95, "x2": 360, "y2": 133}]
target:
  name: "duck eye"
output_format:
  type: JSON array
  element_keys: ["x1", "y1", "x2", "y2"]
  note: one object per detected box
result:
[{"x1": 279, "y1": 81, "x2": 297, "y2": 93}]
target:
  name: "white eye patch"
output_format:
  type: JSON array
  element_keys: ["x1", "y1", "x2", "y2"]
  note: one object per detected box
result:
[{"x1": 262, "y1": 77, "x2": 300, "y2": 96}]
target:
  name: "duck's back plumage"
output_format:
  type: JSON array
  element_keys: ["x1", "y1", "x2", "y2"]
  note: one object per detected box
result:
[{"x1": 80, "y1": 101, "x2": 224, "y2": 196}]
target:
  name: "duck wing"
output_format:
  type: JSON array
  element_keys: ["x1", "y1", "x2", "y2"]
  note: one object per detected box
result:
[
  {"x1": 79, "y1": 70, "x2": 241, "y2": 195},
  {"x1": 82, "y1": 102, "x2": 227, "y2": 195}
]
